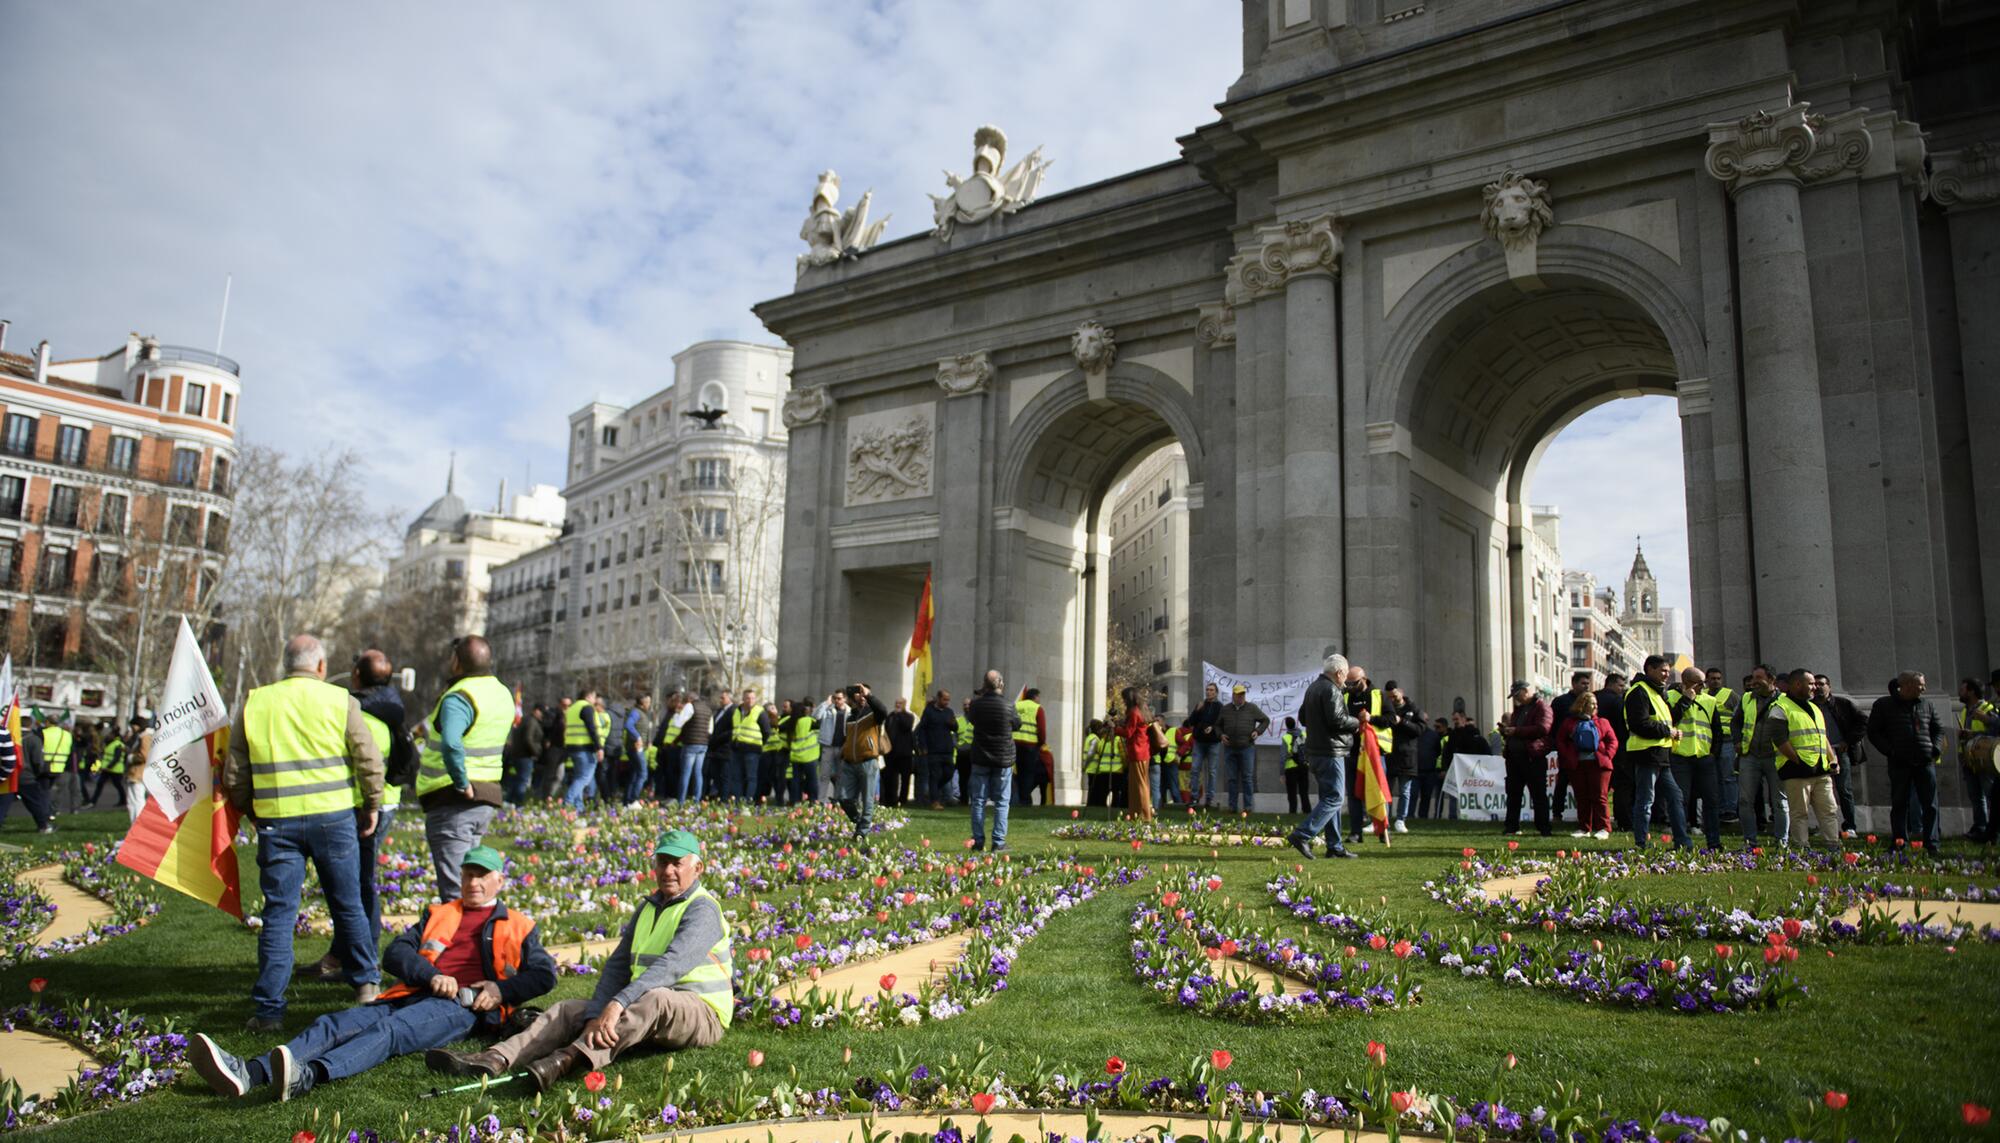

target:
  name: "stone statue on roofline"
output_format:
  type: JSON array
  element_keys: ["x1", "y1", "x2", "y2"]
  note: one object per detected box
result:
[
  {"x1": 798, "y1": 170, "x2": 891, "y2": 277},
  {"x1": 928, "y1": 124, "x2": 1053, "y2": 241}
]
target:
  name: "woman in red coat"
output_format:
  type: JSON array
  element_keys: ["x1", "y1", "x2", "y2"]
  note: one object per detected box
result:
[
  {"x1": 1120, "y1": 687, "x2": 1155, "y2": 821},
  {"x1": 1555, "y1": 690, "x2": 1617, "y2": 839}
]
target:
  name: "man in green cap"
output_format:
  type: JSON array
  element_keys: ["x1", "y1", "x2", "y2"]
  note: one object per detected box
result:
[
  {"x1": 188, "y1": 846, "x2": 557, "y2": 1101},
  {"x1": 428, "y1": 827, "x2": 731, "y2": 1090}
]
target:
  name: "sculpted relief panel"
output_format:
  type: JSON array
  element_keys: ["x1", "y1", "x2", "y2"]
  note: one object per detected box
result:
[{"x1": 844, "y1": 403, "x2": 937, "y2": 507}]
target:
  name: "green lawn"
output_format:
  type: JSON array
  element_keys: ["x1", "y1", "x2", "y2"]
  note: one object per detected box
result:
[{"x1": 3, "y1": 804, "x2": 1996, "y2": 1141}]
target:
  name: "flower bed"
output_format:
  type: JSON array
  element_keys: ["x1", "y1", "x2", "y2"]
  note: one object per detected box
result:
[
  {"x1": 1270, "y1": 874, "x2": 1801, "y2": 1013},
  {"x1": 0, "y1": 997, "x2": 188, "y2": 1132},
  {"x1": 1129, "y1": 871, "x2": 1416, "y2": 1022},
  {"x1": 1, "y1": 848, "x2": 156, "y2": 967},
  {"x1": 1049, "y1": 815, "x2": 1289, "y2": 849}
]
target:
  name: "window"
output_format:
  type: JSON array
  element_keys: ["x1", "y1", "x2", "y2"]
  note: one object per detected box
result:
[
  {"x1": 80, "y1": 688, "x2": 104, "y2": 708},
  {"x1": 680, "y1": 560, "x2": 724, "y2": 593},
  {"x1": 108, "y1": 436, "x2": 138, "y2": 473},
  {"x1": 39, "y1": 547, "x2": 73, "y2": 592},
  {"x1": 93, "y1": 549, "x2": 125, "y2": 589},
  {"x1": 445, "y1": 559, "x2": 465, "y2": 580},
  {"x1": 3, "y1": 414, "x2": 35, "y2": 457},
  {"x1": 688, "y1": 458, "x2": 731, "y2": 490},
  {"x1": 601, "y1": 426, "x2": 618, "y2": 447},
  {"x1": 221, "y1": 392, "x2": 234, "y2": 424},
  {"x1": 46, "y1": 485, "x2": 80, "y2": 529},
  {"x1": 184, "y1": 383, "x2": 206, "y2": 417},
  {"x1": 752, "y1": 409, "x2": 770, "y2": 437},
  {"x1": 0, "y1": 476, "x2": 22, "y2": 519},
  {"x1": 0, "y1": 541, "x2": 17, "y2": 588},
  {"x1": 170, "y1": 448, "x2": 201, "y2": 487},
  {"x1": 55, "y1": 425, "x2": 86, "y2": 466},
  {"x1": 205, "y1": 514, "x2": 229, "y2": 552},
  {"x1": 694, "y1": 507, "x2": 729, "y2": 539},
  {"x1": 212, "y1": 455, "x2": 230, "y2": 493},
  {"x1": 168, "y1": 506, "x2": 200, "y2": 546}
]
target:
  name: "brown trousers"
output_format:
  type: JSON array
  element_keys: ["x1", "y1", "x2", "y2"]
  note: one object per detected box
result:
[
  {"x1": 489, "y1": 988, "x2": 723, "y2": 1069},
  {"x1": 1127, "y1": 757, "x2": 1154, "y2": 820}
]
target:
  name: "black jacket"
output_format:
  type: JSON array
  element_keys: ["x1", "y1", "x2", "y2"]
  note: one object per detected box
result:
[
  {"x1": 381, "y1": 901, "x2": 558, "y2": 1024},
  {"x1": 916, "y1": 702, "x2": 957, "y2": 754},
  {"x1": 1866, "y1": 692, "x2": 1945, "y2": 768},
  {"x1": 1624, "y1": 683, "x2": 1676, "y2": 766},
  {"x1": 967, "y1": 687, "x2": 1021, "y2": 766},
  {"x1": 1382, "y1": 702, "x2": 1427, "y2": 777},
  {"x1": 887, "y1": 709, "x2": 917, "y2": 758},
  {"x1": 1594, "y1": 687, "x2": 1630, "y2": 750},
  {"x1": 1296, "y1": 674, "x2": 1360, "y2": 755}
]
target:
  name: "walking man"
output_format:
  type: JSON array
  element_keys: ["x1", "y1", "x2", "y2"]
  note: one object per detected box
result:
[
  {"x1": 416, "y1": 636, "x2": 510, "y2": 901},
  {"x1": 1287, "y1": 652, "x2": 1362, "y2": 860},
  {"x1": 562, "y1": 688, "x2": 605, "y2": 808},
  {"x1": 226, "y1": 634, "x2": 384, "y2": 1030},
  {"x1": 1867, "y1": 670, "x2": 1945, "y2": 850}
]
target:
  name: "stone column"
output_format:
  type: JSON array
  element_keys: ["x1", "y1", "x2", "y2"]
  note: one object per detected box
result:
[
  {"x1": 778, "y1": 385, "x2": 837, "y2": 699},
  {"x1": 934, "y1": 352, "x2": 996, "y2": 694},
  {"x1": 1930, "y1": 143, "x2": 2000, "y2": 663},
  {"x1": 1704, "y1": 105, "x2": 1852, "y2": 678}
]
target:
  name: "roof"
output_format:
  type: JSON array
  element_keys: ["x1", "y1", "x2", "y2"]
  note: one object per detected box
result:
[{"x1": 1628, "y1": 543, "x2": 1654, "y2": 581}]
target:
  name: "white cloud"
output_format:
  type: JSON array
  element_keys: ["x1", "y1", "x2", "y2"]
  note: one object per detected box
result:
[
  {"x1": 0, "y1": 0, "x2": 1239, "y2": 520},
  {"x1": 1528, "y1": 396, "x2": 1692, "y2": 615}
]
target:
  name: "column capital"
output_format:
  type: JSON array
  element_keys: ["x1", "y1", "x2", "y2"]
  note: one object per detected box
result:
[
  {"x1": 1928, "y1": 142, "x2": 2000, "y2": 212},
  {"x1": 1229, "y1": 212, "x2": 1343, "y2": 299},
  {"x1": 1704, "y1": 104, "x2": 1872, "y2": 195},
  {"x1": 935, "y1": 350, "x2": 995, "y2": 397},
  {"x1": 1195, "y1": 301, "x2": 1236, "y2": 347},
  {"x1": 781, "y1": 383, "x2": 835, "y2": 428}
]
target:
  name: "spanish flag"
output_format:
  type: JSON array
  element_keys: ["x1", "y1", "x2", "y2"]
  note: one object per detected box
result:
[
  {"x1": 1357, "y1": 720, "x2": 1392, "y2": 839},
  {"x1": 0, "y1": 656, "x2": 20, "y2": 796},
  {"x1": 906, "y1": 570, "x2": 935, "y2": 700},
  {"x1": 115, "y1": 618, "x2": 242, "y2": 917}
]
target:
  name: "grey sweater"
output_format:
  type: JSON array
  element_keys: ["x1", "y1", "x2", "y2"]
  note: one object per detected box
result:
[{"x1": 590, "y1": 882, "x2": 728, "y2": 1013}]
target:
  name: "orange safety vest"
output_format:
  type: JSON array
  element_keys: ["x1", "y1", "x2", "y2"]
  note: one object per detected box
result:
[{"x1": 376, "y1": 900, "x2": 535, "y2": 1019}]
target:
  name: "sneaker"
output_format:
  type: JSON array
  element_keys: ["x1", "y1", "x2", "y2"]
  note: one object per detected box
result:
[
  {"x1": 990, "y1": 843, "x2": 1008, "y2": 853},
  {"x1": 1288, "y1": 835, "x2": 1316, "y2": 862},
  {"x1": 1324, "y1": 847, "x2": 1356, "y2": 859},
  {"x1": 271, "y1": 1045, "x2": 313, "y2": 1102},
  {"x1": 36, "y1": 825, "x2": 55, "y2": 835},
  {"x1": 1570, "y1": 831, "x2": 1590, "y2": 838},
  {"x1": 190, "y1": 1033, "x2": 253, "y2": 1097},
  {"x1": 1591, "y1": 830, "x2": 1611, "y2": 840},
  {"x1": 1392, "y1": 820, "x2": 1408, "y2": 835},
  {"x1": 1841, "y1": 830, "x2": 1856, "y2": 839}
]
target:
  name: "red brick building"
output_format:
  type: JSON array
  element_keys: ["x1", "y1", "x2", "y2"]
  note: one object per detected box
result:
[{"x1": 0, "y1": 326, "x2": 238, "y2": 717}]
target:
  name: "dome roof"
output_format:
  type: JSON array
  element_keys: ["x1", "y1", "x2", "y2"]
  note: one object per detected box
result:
[{"x1": 408, "y1": 454, "x2": 469, "y2": 536}]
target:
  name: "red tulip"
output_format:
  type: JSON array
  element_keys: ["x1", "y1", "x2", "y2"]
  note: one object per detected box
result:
[
  {"x1": 1205, "y1": 876, "x2": 1223, "y2": 891},
  {"x1": 1462, "y1": 847, "x2": 1477, "y2": 857},
  {"x1": 1766, "y1": 931, "x2": 1787, "y2": 947},
  {"x1": 796, "y1": 933, "x2": 813, "y2": 950},
  {"x1": 1344, "y1": 945, "x2": 1358, "y2": 958},
  {"x1": 1592, "y1": 939, "x2": 1603, "y2": 952},
  {"x1": 1220, "y1": 939, "x2": 1239, "y2": 956},
  {"x1": 1964, "y1": 1103, "x2": 1991, "y2": 1126},
  {"x1": 1763, "y1": 946, "x2": 1782, "y2": 965},
  {"x1": 1541, "y1": 919, "x2": 1557, "y2": 933},
  {"x1": 292, "y1": 1133, "x2": 316, "y2": 1143},
  {"x1": 1504, "y1": 1052, "x2": 1518, "y2": 1070},
  {"x1": 1071, "y1": 809, "x2": 1080, "y2": 818},
  {"x1": 1658, "y1": 958, "x2": 1677, "y2": 972},
  {"x1": 1782, "y1": 918, "x2": 1803, "y2": 940},
  {"x1": 27, "y1": 978, "x2": 46, "y2": 993},
  {"x1": 1823, "y1": 1091, "x2": 1848, "y2": 1110},
  {"x1": 1161, "y1": 891, "x2": 1180, "y2": 908},
  {"x1": 971, "y1": 1093, "x2": 996, "y2": 1116},
  {"x1": 1211, "y1": 1049, "x2": 1233, "y2": 1071},
  {"x1": 1368, "y1": 934, "x2": 1387, "y2": 951},
  {"x1": 1714, "y1": 944, "x2": 1734, "y2": 958},
  {"x1": 1555, "y1": 850, "x2": 1567, "y2": 859},
  {"x1": 1392, "y1": 940, "x2": 1413, "y2": 959},
  {"x1": 1865, "y1": 834, "x2": 1878, "y2": 844},
  {"x1": 1499, "y1": 931, "x2": 1513, "y2": 944},
  {"x1": 879, "y1": 973, "x2": 898, "y2": 992},
  {"x1": 1365, "y1": 1041, "x2": 1387, "y2": 1068},
  {"x1": 1131, "y1": 839, "x2": 1143, "y2": 850},
  {"x1": 1204, "y1": 946, "x2": 1223, "y2": 960},
  {"x1": 1105, "y1": 1056, "x2": 1126, "y2": 1076},
  {"x1": 1806, "y1": 874, "x2": 1819, "y2": 886},
  {"x1": 1461, "y1": 861, "x2": 1473, "y2": 870},
  {"x1": 1390, "y1": 1091, "x2": 1414, "y2": 1114},
  {"x1": 963, "y1": 838, "x2": 976, "y2": 849},
  {"x1": 1913, "y1": 840, "x2": 1925, "y2": 850},
  {"x1": 585, "y1": 1070, "x2": 608, "y2": 1091},
  {"x1": 747, "y1": 1050, "x2": 765, "y2": 1068},
  {"x1": 901, "y1": 892, "x2": 916, "y2": 906},
  {"x1": 1843, "y1": 852, "x2": 1859, "y2": 865}
]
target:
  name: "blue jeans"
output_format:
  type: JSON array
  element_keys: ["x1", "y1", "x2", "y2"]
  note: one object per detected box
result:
[
  {"x1": 280, "y1": 997, "x2": 476, "y2": 1083},
  {"x1": 1630, "y1": 763, "x2": 1691, "y2": 848},
  {"x1": 356, "y1": 807, "x2": 393, "y2": 946},
  {"x1": 920, "y1": 752, "x2": 954, "y2": 804},
  {"x1": 562, "y1": 750, "x2": 599, "y2": 807},
  {"x1": 1289, "y1": 752, "x2": 1348, "y2": 853},
  {"x1": 1738, "y1": 755, "x2": 1788, "y2": 845},
  {"x1": 1887, "y1": 762, "x2": 1941, "y2": 848},
  {"x1": 677, "y1": 744, "x2": 707, "y2": 801},
  {"x1": 790, "y1": 762, "x2": 822, "y2": 804},
  {"x1": 728, "y1": 746, "x2": 761, "y2": 800},
  {"x1": 502, "y1": 755, "x2": 532, "y2": 805},
  {"x1": 254, "y1": 810, "x2": 378, "y2": 1020},
  {"x1": 1223, "y1": 744, "x2": 1256, "y2": 810},
  {"x1": 1391, "y1": 776, "x2": 1416, "y2": 822},
  {"x1": 1968, "y1": 767, "x2": 1995, "y2": 838},
  {"x1": 1149, "y1": 760, "x2": 1167, "y2": 808},
  {"x1": 1716, "y1": 743, "x2": 1740, "y2": 818},
  {"x1": 1190, "y1": 741, "x2": 1221, "y2": 804},
  {"x1": 1671, "y1": 754, "x2": 1723, "y2": 848},
  {"x1": 835, "y1": 760, "x2": 876, "y2": 836},
  {"x1": 623, "y1": 746, "x2": 650, "y2": 802},
  {"x1": 968, "y1": 765, "x2": 1012, "y2": 848}
]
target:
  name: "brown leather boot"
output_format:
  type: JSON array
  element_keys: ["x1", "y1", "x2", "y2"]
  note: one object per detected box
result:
[
  {"x1": 526, "y1": 1047, "x2": 584, "y2": 1093},
  {"x1": 425, "y1": 1048, "x2": 507, "y2": 1078}
]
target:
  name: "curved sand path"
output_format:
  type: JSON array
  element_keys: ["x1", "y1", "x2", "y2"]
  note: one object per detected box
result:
[
  {"x1": 1838, "y1": 898, "x2": 2000, "y2": 931},
  {"x1": 0, "y1": 1029, "x2": 94, "y2": 1098},
  {"x1": 19, "y1": 864, "x2": 113, "y2": 947},
  {"x1": 646, "y1": 1109, "x2": 1389, "y2": 1143},
  {"x1": 1211, "y1": 956, "x2": 1303, "y2": 996},
  {"x1": 773, "y1": 933, "x2": 972, "y2": 1005},
  {"x1": 1478, "y1": 872, "x2": 1545, "y2": 901}
]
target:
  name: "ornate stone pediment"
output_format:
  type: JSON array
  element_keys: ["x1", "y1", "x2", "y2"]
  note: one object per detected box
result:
[
  {"x1": 935, "y1": 351, "x2": 995, "y2": 397},
  {"x1": 781, "y1": 384, "x2": 834, "y2": 429},
  {"x1": 1704, "y1": 104, "x2": 1873, "y2": 194},
  {"x1": 1229, "y1": 213, "x2": 1343, "y2": 299},
  {"x1": 1929, "y1": 142, "x2": 2000, "y2": 211}
]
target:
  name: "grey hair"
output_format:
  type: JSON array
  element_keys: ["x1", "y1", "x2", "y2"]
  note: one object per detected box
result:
[
  {"x1": 283, "y1": 634, "x2": 326, "y2": 673},
  {"x1": 1896, "y1": 670, "x2": 1925, "y2": 685},
  {"x1": 1323, "y1": 652, "x2": 1349, "y2": 676}
]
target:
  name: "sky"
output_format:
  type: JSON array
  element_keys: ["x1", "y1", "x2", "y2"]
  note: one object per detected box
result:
[
  {"x1": 0, "y1": 1, "x2": 1240, "y2": 521},
  {"x1": 1528, "y1": 396, "x2": 1690, "y2": 615}
]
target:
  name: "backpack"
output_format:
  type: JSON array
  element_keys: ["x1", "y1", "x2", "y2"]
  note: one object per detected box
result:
[
  {"x1": 1571, "y1": 718, "x2": 1601, "y2": 755},
  {"x1": 383, "y1": 729, "x2": 418, "y2": 787}
]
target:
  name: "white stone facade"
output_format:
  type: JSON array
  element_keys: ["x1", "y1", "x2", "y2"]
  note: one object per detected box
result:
[
  {"x1": 388, "y1": 478, "x2": 565, "y2": 636},
  {"x1": 1106, "y1": 446, "x2": 1190, "y2": 720}
]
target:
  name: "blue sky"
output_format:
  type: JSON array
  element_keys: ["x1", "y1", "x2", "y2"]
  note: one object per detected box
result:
[
  {"x1": 2, "y1": 2, "x2": 1688, "y2": 614},
  {"x1": 1529, "y1": 396, "x2": 1690, "y2": 614}
]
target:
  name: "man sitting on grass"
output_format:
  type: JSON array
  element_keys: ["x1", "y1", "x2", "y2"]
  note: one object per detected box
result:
[
  {"x1": 426, "y1": 828, "x2": 730, "y2": 1091},
  {"x1": 188, "y1": 846, "x2": 556, "y2": 1100}
]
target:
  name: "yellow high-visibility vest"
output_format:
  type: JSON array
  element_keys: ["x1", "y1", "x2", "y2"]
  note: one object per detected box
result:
[
  {"x1": 1773, "y1": 695, "x2": 1830, "y2": 771},
  {"x1": 629, "y1": 885, "x2": 733, "y2": 1028},
  {"x1": 1013, "y1": 699, "x2": 1040, "y2": 744},
  {"x1": 243, "y1": 677, "x2": 356, "y2": 818},
  {"x1": 1624, "y1": 680, "x2": 1674, "y2": 754},
  {"x1": 1666, "y1": 689, "x2": 1717, "y2": 758},
  {"x1": 563, "y1": 703, "x2": 597, "y2": 747},
  {"x1": 42, "y1": 727, "x2": 74, "y2": 774},
  {"x1": 415, "y1": 675, "x2": 512, "y2": 796},
  {"x1": 359, "y1": 709, "x2": 402, "y2": 808}
]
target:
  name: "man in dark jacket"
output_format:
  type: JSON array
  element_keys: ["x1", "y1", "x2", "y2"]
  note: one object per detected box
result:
[
  {"x1": 883, "y1": 697, "x2": 917, "y2": 808},
  {"x1": 0, "y1": 715, "x2": 54, "y2": 834},
  {"x1": 1382, "y1": 684, "x2": 1426, "y2": 833},
  {"x1": 1499, "y1": 681, "x2": 1554, "y2": 836},
  {"x1": 1867, "y1": 671, "x2": 1946, "y2": 849},
  {"x1": 1625, "y1": 655, "x2": 1690, "y2": 848},
  {"x1": 1594, "y1": 673, "x2": 1632, "y2": 827},
  {"x1": 966, "y1": 671, "x2": 1021, "y2": 851},
  {"x1": 505, "y1": 701, "x2": 544, "y2": 807},
  {"x1": 915, "y1": 690, "x2": 957, "y2": 808},
  {"x1": 1184, "y1": 683, "x2": 1224, "y2": 808},
  {"x1": 1288, "y1": 652, "x2": 1362, "y2": 860},
  {"x1": 534, "y1": 702, "x2": 566, "y2": 802},
  {"x1": 189, "y1": 846, "x2": 557, "y2": 1100},
  {"x1": 1811, "y1": 673, "x2": 1865, "y2": 837},
  {"x1": 310, "y1": 650, "x2": 409, "y2": 982}
]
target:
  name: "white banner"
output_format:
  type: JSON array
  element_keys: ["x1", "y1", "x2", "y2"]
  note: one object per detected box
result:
[
  {"x1": 143, "y1": 618, "x2": 229, "y2": 821},
  {"x1": 1199, "y1": 661, "x2": 1317, "y2": 746},
  {"x1": 1442, "y1": 754, "x2": 1508, "y2": 820}
]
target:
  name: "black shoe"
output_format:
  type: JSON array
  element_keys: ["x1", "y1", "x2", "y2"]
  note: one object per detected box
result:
[
  {"x1": 970, "y1": 839, "x2": 985, "y2": 852},
  {"x1": 526, "y1": 1048, "x2": 583, "y2": 1094},
  {"x1": 1288, "y1": 835, "x2": 1316, "y2": 862},
  {"x1": 426, "y1": 1048, "x2": 506, "y2": 1078},
  {"x1": 1324, "y1": 847, "x2": 1356, "y2": 859}
]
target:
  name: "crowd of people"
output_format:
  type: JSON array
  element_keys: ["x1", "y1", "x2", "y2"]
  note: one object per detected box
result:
[{"x1": 0, "y1": 707, "x2": 156, "y2": 833}]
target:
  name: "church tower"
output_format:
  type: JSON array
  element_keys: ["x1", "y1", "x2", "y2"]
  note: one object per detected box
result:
[{"x1": 1621, "y1": 539, "x2": 1663, "y2": 659}]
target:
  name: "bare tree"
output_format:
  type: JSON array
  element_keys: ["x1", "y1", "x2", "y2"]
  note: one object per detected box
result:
[
  {"x1": 326, "y1": 574, "x2": 465, "y2": 713},
  {"x1": 1104, "y1": 620, "x2": 1155, "y2": 717},
  {"x1": 637, "y1": 454, "x2": 784, "y2": 695}
]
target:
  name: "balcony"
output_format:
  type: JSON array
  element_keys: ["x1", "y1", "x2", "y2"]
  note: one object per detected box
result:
[
  {"x1": 679, "y1": 475, "x2": 733, "y2": 492},
  {"x1": 152, "y1": 346, "x2": 241, "y2": 376}
]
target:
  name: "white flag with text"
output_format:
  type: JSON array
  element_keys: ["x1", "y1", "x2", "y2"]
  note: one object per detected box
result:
[{"x1": 143, "y1": 618, "x2": 230, "y2": 821}]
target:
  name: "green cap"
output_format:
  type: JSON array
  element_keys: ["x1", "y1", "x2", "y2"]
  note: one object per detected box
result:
[
  {"x1": 461, "y1": 845, "x2": 506, "y2": 873},
  {"x1": 653, "y1": 829, "x2": 703, "y2": 858}
]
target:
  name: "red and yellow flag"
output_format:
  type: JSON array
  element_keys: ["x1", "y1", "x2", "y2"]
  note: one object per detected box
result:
[
  {"x1": 1356, "y1": 721, "x2": 1392, "y2": 838},
  {"x1": 0, "y1": 656, "x2": 20, "y2": 795},
  {"x1": 115, "y1": 618, "x2": 242, "y2": 917},
  {"x1": 906, "y1": 570, "x2": 935, "y2": 700}
]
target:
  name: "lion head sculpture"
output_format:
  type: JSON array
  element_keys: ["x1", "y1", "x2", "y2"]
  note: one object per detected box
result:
[{"x1": 1480, "y1": 171, "x2": 1554, "y2": 251}]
